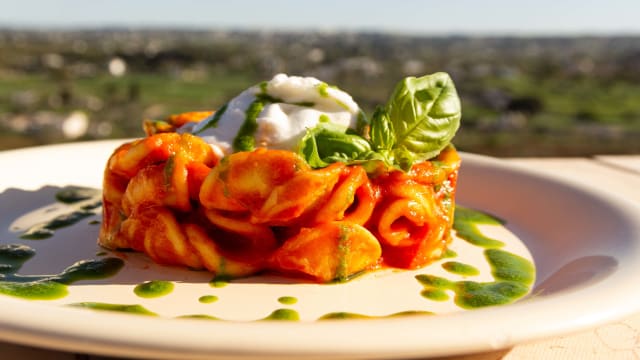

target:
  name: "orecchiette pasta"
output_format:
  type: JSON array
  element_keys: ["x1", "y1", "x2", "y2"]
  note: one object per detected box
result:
[{"x1": 99, "y1": 114, "x2": 460, "y2": 283}]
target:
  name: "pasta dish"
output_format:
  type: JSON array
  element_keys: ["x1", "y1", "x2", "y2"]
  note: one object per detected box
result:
[{"x1": 98, "y1": 73, "x2": 462, "y2": 283}]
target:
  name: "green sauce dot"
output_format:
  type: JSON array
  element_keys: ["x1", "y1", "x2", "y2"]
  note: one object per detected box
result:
[
  {"x1": 277, "y1": 296, "x2": 297, "y2": 305},
  {"x1": 210, "y1": 280, "x2": 228, "y2": 288},
  {"x1": 0, "y1": 281, "x2": 68, "y2": 300},
  {"x1": 420, "y1": 288, "x2": 450, "y2": 301},
  {"x1": 55, "y1": 186, "x2": 100, "y2": 204},
  {"x1": 134, "y1": 280, "x2": 174, "y2": 298},
  {"x1": 199, "y1": 295, "x2": 219, "y2": 304},
  {"x1": 442, "y1": 248, "x2": 458, "y2": 258},
  {"x1": 442, "y1": 261, "x2": 480, "y2": 276},
  {"x1": 262, "y1": 308, "x2": 300, "y2": 321}
]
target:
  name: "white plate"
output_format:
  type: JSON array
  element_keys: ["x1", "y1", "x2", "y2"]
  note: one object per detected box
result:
[{"x1": 0, "y1": 140, "x2": 639, "y2": 359}]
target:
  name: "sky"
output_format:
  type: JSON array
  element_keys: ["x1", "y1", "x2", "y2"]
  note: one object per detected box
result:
[{"x1": 0, "y1": 0, "x2": 638, "y2": 36}]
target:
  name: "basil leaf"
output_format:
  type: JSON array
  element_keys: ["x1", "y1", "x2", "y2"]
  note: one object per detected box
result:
[
  {"x1": 298, "y1": 122, "x2": 373, "y2": 168},
  {"x1": 392, "y1": 147, "x2": 416, "y2": 172},
  {"x1": 386, "y1": 72, "x2": 461, "y2": 161},
  {"x1": 370, "y1": 106, "x2": 395, "y2": 151}
]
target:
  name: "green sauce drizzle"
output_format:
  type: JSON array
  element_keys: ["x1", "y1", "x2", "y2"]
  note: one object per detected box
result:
[
  {"x1": 388, "y1": 310, "x2": 434, "y2": 317},
  {"x1": 21, "y1": 187, "x2": 102, "y2": 240},
  {"x1": 0, "y1": 244, "x2": 35, "y2": 274},
  {"x1": 319, "y1": 312, "x2": 371, "y2": 320},
  {"x1": 233, "y1": 98, "x2": 265, "y2": 152},
  {"x1": 70, "y1": 302, "x2": 157, "y2": 316},
  {"x1": 453, "y1": 206, "x2": 505, "y2": 248},
  {"x1": 319, "y1": 310, "x2": 433, "y2": 320},
  {"x1": 0, "y1": 281, "x2": 68, "y2": 300},
  {"x1": 21, "y1": 210, "x2": 95, "y2": 239},
  {"x1": 441, "y1": 248, "x2": 458, "y2": 259},
  {"x1": 163, "y1": 154, "x2": 176, "y2": 187},
  {"x1": 485, "y1": 249, "x2": 535, "y2": 285},
  {"x1": 293, "y1": 101, "x2": 315, "y2": 107},
  {"x1": 277, "y1": 296, "x2": 298, "y2": 305},
  {"x1": 420, "y1": 288, "x2": 450, "y2": 301},
  {"x1": 134, "y1": 280, "x2": 174, "y2": 298},
  {"x1": 259, "y1": 81, "x2": 268, "y2": 93},
  {"x1": 199, "y1": 295, "x2": 219, "y2": 304},
  {"x1": 177, "y1": 314, "x2": 220, "y2": 320},
  {"x1": 416, "y1": 249, "x2": 534, "y2": 309},
  {"x1": 317, "y1": 82, "x2": 330, "y2": 97},
  {"x1": 0, "y1": 246, "x2": 124, "y2": 300},
  {"x1": 55, "y1": 186, "x2": 101, "y2": 204},
  {"x1": 334, "y1": 225, "x2": 351, "y2": 281},
  {"x1": 316, "y1": 82, "x2": 350, "y2": 110},
  {"x1": 19, "y1": 226, "x2": 55, "y2": 240},
  {"x1": 52, "y1": 258, "x2": 124, "y2": 284},
  {"x1": 262, "y1": 308, "x2": 300, "y2": 321},
  {"x1": 209, "y1": 278, "x2": 228, "y2": 288},
  {"x1": 442, "y1": 261, "x2": 480, "y2": 276},
  {"x1": 194, "y1": 103, "x2": 228, "y2": 134}
]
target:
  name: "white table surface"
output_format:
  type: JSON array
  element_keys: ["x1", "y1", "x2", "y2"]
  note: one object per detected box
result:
[{"x1": 2, "y1": 154, "x2": 640, "y2": 360}]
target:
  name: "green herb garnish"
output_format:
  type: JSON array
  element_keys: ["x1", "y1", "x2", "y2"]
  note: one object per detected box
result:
[{"x1": 298, "y1": 72, "x2": 461, "y2": 172}]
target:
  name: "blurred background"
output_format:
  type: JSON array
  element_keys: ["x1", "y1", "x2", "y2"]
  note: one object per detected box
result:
[{"x1": 0, "y1": 0, "x2": 639, "y2": 156}]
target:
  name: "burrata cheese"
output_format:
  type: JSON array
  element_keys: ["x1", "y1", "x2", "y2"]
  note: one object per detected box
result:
[{"x1": 179, "y1": 74, "x2": 362, "y2": 156}]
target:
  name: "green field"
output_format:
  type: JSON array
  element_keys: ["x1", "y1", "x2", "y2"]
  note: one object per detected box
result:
[{"x1": 1, "y1": 30, "x2": 639, "y2": 156}]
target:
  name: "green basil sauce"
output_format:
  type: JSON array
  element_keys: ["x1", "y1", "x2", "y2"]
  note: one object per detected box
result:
[
  {"x1": 416, "y1": 249, "x2": 534, "y2": 309},
  {"x1": 177, "y1": 314, "x2": 220, "y2": 320},
  {"x1": 420, "y1": 288, "x2": 450, "y2": 301},
  {"x1": 163, "y1": 154, "x2": 176, "y2": 187},
  {"x1": 21, "y1": 187, "x2": 102, "y2": 240},
  {"x1": 262, "y1": 308, "x2": 300, "y2": 321},
  {"x1": 486, "y1": 248, "x2": 535, "y2": 284},
  {"x1": 0, "y1": 244, "x2": 124, "y2": 300},
  {"x1": 198, "y1": 295, "x2": 219, "y2": 304},
  {"x1": 442, "y1": 261, "x2": 480, "y2": 276},
  {"x1": 334, "y1": 225, "x2": 351, "y2": 281},
  {"x1": 134, "y1": 280, "x2": 174, "y2": 298},
  {"x1": 319, "y1": 312, "x2": 371, "y2": 320},
  {"x1": 277, "y1": 296, "x2": 297, "y2": 305},
  {"x1": 317, "y1": 82, "x2": 330, "y2": 97},
  {"x1": 319, "y1": 310, "x2": 433, "y2": 320},
  {"x1": 69, "y1": 302, "x2": 157, "y2": 316},
  {"x1": 441, "y1": 248, "x2": 458, "y2": 259},
  {"x1": 316, "y1": 82, "x2": 350, "y2": 110},
  {"x1": 453, "y1": 206, "x2": 505, "y2": 248},
  {"x1": 21, "y1": 210, "x2": 95, "y2": 240},
  {"x1": 55, "y1": 186, "x2": 101, "y2": 204},
  {"x1": 0, "y1": 281, "x2": 67, "y2": 300},
  {"x1": 194, "y1": 103, "x2": 228, "y2": 134},
  {"x1": 0, "y1": 244, "x2": 35, "y2": 274},
  {"x1": 209, "y1": 278, "x2": 229, "y2": 288},
  {"x1": 233, "y1": 98, "x2": 265, "y2": 152}
]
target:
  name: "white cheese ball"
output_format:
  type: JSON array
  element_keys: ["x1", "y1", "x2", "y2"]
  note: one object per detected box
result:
[{"x1": 180, "y1": 74, "x2": 361, "y2": 156}]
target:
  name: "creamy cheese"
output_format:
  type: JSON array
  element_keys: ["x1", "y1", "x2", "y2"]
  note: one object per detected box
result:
[{"x1": 179, "y1": 74, "x2": 361, "y2": 156}]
